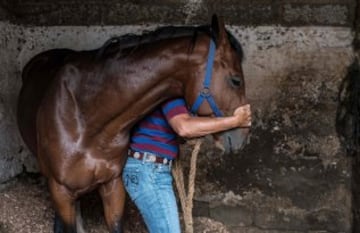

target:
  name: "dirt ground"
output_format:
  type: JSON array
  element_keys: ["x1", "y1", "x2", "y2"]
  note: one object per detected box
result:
[{"x1": 0, "y1": 173, "x2": 229, "y2": 233}]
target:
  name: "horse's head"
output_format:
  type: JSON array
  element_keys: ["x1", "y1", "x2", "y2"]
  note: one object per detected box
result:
[{"x1": 185, "y1": 15, "x2": 250, "y2": 154}]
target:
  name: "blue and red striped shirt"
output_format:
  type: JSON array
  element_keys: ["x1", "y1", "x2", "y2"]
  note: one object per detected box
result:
[{"x1": 130, "y1": 98, "x2": 189, "y2": 159}]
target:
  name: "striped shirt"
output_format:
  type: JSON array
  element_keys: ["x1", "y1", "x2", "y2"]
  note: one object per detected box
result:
[{"x1": 130, "y1": 98, "x2": 189, "y2": 159}]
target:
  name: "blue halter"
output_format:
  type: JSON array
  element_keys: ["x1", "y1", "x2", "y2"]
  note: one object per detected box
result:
[{"x1": 190, "y1": 39, "x2": 223, "y2": 117}]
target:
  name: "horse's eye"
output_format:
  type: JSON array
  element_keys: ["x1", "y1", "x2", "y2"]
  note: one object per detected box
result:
[{"x1": 228, "y1": 76, "x2": 242, "y2": 88}]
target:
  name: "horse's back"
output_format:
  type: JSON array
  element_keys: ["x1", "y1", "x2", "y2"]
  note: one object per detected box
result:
[{"x1": 17, "y1": 49, "x2": 75, "y2": 155}]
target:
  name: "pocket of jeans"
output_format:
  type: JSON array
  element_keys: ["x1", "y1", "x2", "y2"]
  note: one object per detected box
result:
[
  {"x1": 122, "y1": 167, "x2": 140, "y2": 196},
  {"x1": 152, "y1": 165, "x2": 172, "y2": 185},
  {"x1": 154, "y1": 164, "x2": 171, "y2": 173}
]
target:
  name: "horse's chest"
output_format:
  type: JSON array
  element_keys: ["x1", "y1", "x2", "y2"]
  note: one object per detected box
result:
[
  {"x1": 94, "y1": 158, "x2": 122, "y2": 180},
  {"x1": 62, "y1": 151, "x2": 125, "y2": 191},
  {"x1": 85, "y1": 153, "x2": 123, "y2": 180}
]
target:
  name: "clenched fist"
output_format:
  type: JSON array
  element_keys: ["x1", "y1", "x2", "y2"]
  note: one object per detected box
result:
[{"x1": 233, "y1": 104, "x2": 251, "y2": 127}]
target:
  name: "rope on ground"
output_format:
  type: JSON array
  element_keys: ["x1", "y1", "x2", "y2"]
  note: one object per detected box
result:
[{"x1": 172, "y1": 138, "x2": 203, "y2": 233}]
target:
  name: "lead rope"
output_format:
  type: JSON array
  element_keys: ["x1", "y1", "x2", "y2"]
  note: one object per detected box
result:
[{"x1": 172, "y1": 138, "x2": 203, "y2": 233}]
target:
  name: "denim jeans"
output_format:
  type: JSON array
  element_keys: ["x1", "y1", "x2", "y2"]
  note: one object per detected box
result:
[{"x1": 122, "y1": 157, "x2": 181, "y2": 233}]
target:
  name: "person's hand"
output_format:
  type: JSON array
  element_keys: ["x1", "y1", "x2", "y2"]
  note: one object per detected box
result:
[{"x1": 233, "y1": 104, "x2": 251, "y2": 127}]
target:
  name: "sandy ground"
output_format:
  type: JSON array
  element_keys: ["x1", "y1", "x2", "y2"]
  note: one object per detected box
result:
[{"x1": 0, "y1": 174, "x2": 228, "y2": 233}]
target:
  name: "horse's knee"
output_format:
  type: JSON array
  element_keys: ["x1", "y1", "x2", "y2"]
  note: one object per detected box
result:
[
  {"x1": 54, "y1": 212, "x2": 77, "y2": 233},
  {"x1": 110, "y1": 220, "x2": 123, "y2": 233},
  {"x1": 98, "y1": 178, "x2": 126, "y2": 232},
  {"x1": 53, "y1": 200, "x2": 84, "y2": 233},
  {"x1": 49, "y1": 179, "x2": 78, "y2": 233},
  {"x1": 54, "y1": 212, "x2": 64, "y2": 233},
  {"x1": 102, "y1": 202, "x2": 124, "y2": 233}
]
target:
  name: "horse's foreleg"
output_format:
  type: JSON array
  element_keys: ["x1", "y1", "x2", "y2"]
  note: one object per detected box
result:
[
  {"x1": 99, "y1": 177, "x2": 126, "y2": 233},
  {"x1": 75, "y1": 201, "x2": 86, "y2": 233},
  {"x1": 49, "y1": 178, "x2": 78, "y2": 233}
]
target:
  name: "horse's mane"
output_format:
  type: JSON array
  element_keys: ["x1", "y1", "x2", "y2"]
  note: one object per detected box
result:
[
  {"x1": 226, "y1": 30, "x2": 244, "y2": 61},
  {"x1": 96, "y1": 25, "x2": 244, "y2": 61}
]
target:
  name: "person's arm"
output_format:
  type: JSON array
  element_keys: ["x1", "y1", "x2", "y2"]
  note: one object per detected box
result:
[{"x1": 169, "y1": 104, "x2": 251, "y2": 138}]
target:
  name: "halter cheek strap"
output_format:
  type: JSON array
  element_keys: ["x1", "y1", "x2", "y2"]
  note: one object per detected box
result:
[{"x1": 190, "y1": 39, "x2": 223, "y2": 117}]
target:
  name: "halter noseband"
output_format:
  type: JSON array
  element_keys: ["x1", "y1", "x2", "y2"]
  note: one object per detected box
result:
[{"x1": 190, "y1": 39, "x2": 223, "y2": 117}]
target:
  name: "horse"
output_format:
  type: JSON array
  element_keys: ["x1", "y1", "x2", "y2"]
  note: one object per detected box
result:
[{"x1": 17, "y1": 15, "x2": 250, "y2": 233}]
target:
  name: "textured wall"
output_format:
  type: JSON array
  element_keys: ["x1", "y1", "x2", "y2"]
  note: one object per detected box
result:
[
  {"x1": 0, "y1": 0, "x2": 357, "y2": 232},
  {"x1": 0, "y1": 22, "x2": 353, "y2": 232},
  {"x1": 195, "y1": 25, "x2": 353, "y2": 232},
  {"x1": 0, "y1": 22, "x2": 33, "y2": 183},
  {"x1": 0, "y1": 0, "x2": 356, "y2": 26}
]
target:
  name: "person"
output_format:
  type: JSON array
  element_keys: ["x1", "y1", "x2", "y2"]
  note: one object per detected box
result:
[{"x1": 122, "y1": 98, "x2": 251, "y2": 233}]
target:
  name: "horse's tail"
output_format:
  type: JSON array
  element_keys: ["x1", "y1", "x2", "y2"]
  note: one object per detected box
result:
[{"x1": 18, "y1": 49, "x2": 74, "y2": 155}]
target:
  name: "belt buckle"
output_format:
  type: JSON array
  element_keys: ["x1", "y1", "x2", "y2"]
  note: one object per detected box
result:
[
  {"x1": 144, "y1": 152, "x2": 156, "y2": 163},
  {"x1": 149, "y1": 154, "x2": 156, "y2": 163}
]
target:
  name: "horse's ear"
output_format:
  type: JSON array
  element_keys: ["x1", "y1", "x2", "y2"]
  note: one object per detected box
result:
[{"x1": 211, "y1": 14, "x2": 228, "y2": 48}]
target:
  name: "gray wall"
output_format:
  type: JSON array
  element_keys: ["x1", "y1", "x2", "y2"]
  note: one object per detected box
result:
[
  {"x1": 0, "y1": 0, "x2": 357, "y2": 232},
  {"x1": 0, "y1": 0, "x2": 356, "y2": 26}
]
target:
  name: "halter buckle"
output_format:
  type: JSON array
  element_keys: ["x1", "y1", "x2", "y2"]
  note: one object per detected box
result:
[{"x1": 200, "y1": 87, "x2": 211, "y2": 97}]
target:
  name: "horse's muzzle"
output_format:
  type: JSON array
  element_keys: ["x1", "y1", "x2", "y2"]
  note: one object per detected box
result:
[{"x1": 216, "y1": 127, "x2": 250, "y2": 155}]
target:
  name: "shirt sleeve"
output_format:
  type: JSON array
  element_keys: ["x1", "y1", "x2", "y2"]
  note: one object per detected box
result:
[{"x1": 161, "y1": 98, "x2": 189, "y2": 121}]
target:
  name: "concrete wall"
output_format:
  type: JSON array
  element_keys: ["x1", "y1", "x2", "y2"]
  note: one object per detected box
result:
[
  {"x1": 0, "y1": 0, "x2": 357, "y2": 232},
  {"x1": 0, "y1": 22, "x2": 30, "y2": 183},
  {"x1": 195, "y1": 25, "x2": 353, "y2": 232},
  {"x1": 0, "y1": 0, "x2": 356, "y2": 26}
]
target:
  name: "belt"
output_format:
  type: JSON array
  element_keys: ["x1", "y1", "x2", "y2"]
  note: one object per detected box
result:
[{"x1": 128, "y1": 149, "x2": 173, "y2": 166}]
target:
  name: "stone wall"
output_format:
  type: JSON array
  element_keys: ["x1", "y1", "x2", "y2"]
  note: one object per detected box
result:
[
  {"x1": 0, "y1": 22, "x2": 31, "y2": 183},
  {"x1": 0, "y1": 0, "x2": 357, "y2": 232},
  {"x1": 192, "y1": 25, "x2": 353, "y2": 232},
  {"x1": 0, "y1": 0, "x2": 356, "y2": 26}
]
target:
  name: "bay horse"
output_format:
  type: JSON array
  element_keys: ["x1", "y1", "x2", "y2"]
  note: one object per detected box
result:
[{"x1": 17, "y1": 15, "x2": 250, "y2": 233}]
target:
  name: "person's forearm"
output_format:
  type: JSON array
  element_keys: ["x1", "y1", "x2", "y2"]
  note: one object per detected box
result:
[
  {"x1": 169, "y1": 104, "x2": 251, "y2": 138},
  {"x1": 174, "y1": 116, "x2": 238, "y2": 138}
]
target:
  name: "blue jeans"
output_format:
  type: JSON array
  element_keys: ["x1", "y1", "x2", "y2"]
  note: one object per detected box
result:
[{"x1": 122, "y1": 157, "x2": 181, "y2": 233}]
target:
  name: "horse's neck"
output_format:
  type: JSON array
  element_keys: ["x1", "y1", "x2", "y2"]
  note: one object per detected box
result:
[
  {"x1": 116, "y1": 42, "x2": 190, "y2": 122},
  {"x1": 88, "y1": 39, "x2": 194, "y2": 146}
]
